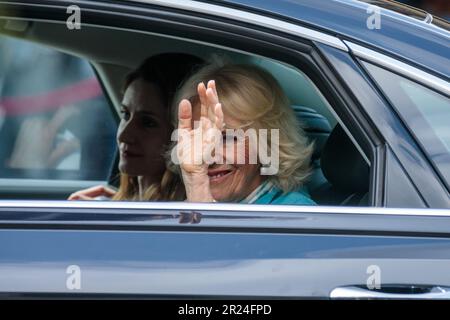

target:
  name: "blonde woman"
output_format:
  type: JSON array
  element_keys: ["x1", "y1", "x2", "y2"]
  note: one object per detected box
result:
[
  {"x1": 69, "y1": 53, "x2": 202, "y2": 201},
  {"x1": 172, "y1": 62, "x2": 316, "y2": 205}
]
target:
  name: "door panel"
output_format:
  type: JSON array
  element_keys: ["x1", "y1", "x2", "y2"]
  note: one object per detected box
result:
[{"x1": 1, "y1": 203, "x2": 450, "y2": 298}]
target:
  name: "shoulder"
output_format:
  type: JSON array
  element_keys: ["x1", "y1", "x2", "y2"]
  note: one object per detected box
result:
[{"x1": 270, "y1": 189, "x2": 316, "y2": 205}]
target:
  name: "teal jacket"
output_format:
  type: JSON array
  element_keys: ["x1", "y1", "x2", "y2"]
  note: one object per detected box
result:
[
  {"x1": 253, "y1": 187, "x2": 316, "y2": 205},
  {"x1": 242, "y1": 180, "x2": 316, "y2": 205}
]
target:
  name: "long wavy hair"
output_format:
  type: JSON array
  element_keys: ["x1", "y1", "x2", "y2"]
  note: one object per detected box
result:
[{"x1": 112, "y1": 53, "x2": 203, "y2": 201}]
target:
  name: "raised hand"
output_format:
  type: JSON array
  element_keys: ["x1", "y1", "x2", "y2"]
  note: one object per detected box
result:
[
  {"x1": 176, "y1": 80, "x2": 224, "y2": 202},
  {"x1": 177, "y1": 80, "x2": 224, "y2": 174}
]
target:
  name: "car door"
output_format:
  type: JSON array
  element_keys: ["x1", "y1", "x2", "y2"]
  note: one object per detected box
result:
[
  {"x1": 2, "y1": 202, "x2": 450, "y2": 298},
  {"x1": 0, "y1": 0, "x2": 449, "y2": 299}
]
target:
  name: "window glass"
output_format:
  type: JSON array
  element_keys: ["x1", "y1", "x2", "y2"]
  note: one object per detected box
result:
[
  {"x1": 0, "y1": 32, "x2": 370, "y2": 205},
  {"x1": 364, "y1": 62, "x2": 450, "y2": 189},
  {"x1": 0, "y1": 36, "x2": 117, "y2": 182}
]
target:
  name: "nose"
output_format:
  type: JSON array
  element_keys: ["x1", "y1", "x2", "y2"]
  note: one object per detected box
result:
[{"x1": 117, "y1": 117, "x2": 137, "y2": 145}]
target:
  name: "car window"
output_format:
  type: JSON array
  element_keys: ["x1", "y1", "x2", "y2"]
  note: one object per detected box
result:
[
  {"x1": 104, "y1": 50, "x2": 370, "y2": 206},
  {"x1": 364, "y1": 62, "x2": 450, "y2": 190},
  {"x1": 0, "y1": 35, "x2": 117, "y2": 182},
  {"x1": 0, "y1": 28, "x2": 372, "y2": 206}
]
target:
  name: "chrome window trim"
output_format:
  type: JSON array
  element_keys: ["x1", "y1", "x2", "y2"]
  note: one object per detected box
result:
[
  {"x1": 0, "y1": 200, "x2": 450, "y2": 217},
  {"x1": 126, "y1": 0, "x2": 348, "y2": 51},
  {"x1": 345, "y1": 41, "x2": 450, "y2": 96},
  {"x1": 0, "y1": 179, "x2": 106, "y2": 192}
]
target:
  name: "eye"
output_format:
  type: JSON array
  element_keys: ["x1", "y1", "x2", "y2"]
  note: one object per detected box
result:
[
  {"x1": 120, "y1": 109, "x2": 130, "y2": 121},
  {"x1": 142, "y1": 116, "x2": 158, "y2": 128}
]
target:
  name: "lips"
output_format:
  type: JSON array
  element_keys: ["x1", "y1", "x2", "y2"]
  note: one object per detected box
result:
[
  {"x1": 121, "y1": 150, "x2": 144, "y2": 158},
  {"x1": 208, "y1": 168, "x2": 233, "y2": 183}
]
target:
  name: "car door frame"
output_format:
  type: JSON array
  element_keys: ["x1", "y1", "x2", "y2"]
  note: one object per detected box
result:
[{"x1": 0, "y1": 0, "x2": 384, "y2": 205}]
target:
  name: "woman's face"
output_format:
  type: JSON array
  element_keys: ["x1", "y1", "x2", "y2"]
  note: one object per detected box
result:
[
  {"x1": 192, "y1": 103, "x2": 264, "y2": 202},
  {"x1": 117, "y1": 78, "x2": 170, "y2": 178}
]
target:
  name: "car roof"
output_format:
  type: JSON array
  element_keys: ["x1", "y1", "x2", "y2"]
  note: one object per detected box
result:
[{"x1": 205, "y1": 0, "x2": 450, "y2": 79}]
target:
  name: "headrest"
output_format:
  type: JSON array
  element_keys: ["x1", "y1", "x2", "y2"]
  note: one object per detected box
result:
[
  {"x1": 321, "y1": 125, "x2": 369, "y2": 192},
  {"x1": 292, "y1": 105, "x2": 332, "y2": 160}
]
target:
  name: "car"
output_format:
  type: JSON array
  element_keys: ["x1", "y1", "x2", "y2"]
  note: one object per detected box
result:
[{"x1": 0, "y1": 0, "x2": 449, "y2": 299}]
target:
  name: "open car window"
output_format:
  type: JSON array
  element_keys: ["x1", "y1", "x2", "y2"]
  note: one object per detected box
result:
[
  {"x1": 0, "y1": 23, "x2": 372, "y2": 206},
  {"x1": 0, "y1": 36, "x2": 117, "y2": 184}
]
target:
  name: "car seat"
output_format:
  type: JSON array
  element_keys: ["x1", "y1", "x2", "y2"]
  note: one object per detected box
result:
[{"x1": 293, "y1": 106, "x2": 369, "y2": 206}]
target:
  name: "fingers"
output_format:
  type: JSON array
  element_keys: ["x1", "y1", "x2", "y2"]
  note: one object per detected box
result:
[
  {"x1": 199, "y1": 81, "x2": 219, "y2": 120},
  {"x1": 67, "y1": 185, "x2": 116, "y2": 200},
  {"x1": 68, "y1": 194, "x2": 94, "y2": 201},
  {"x1": 206, "y1": 81, "x2": 219, "y2": 104},
  {"x1": 214, "y1": 103, "x2": 224, "y2": 130},
  {"x1": 197, "y1": 82, "x2": 208, "y2": 118},
  {"x1": 206, "y1": 89, "x2": 219, "y2": 115},
  {"x1": 208, "y1": 80, "x2": 218, "y2": 97},
  {"x1": 178, "y1": 99, "x2": 192, "y2": 131},
  {"x1": 201, "y1": 80, "x2": 223, "y2": 131}
]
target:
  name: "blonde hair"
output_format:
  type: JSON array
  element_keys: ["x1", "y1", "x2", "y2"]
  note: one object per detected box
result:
[{"x1": 170, "y1": 60, "x2": 314, "y2": 193}]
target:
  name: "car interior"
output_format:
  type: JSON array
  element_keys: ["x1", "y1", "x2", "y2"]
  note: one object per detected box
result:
[{"x1": 0, "y1": 19, "x2": 370, "y2": 206}]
